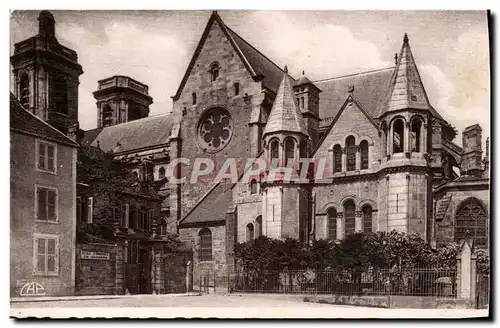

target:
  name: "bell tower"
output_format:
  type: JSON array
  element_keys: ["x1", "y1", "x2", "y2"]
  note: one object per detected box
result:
[
  {"x1": 10, "y1": 10, "x2": 84, "y2": 134},
  {"x1": 261, "y1": 66, "x2": 311, "y2": 244},
  {"x1": 376, "y1": 33, "x2": 436, "y2": 240}
]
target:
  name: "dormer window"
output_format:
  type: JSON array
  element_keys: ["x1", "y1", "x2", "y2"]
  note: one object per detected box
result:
[{"x1": 210, "y1": 62, "x2": 220, "y2": 82}]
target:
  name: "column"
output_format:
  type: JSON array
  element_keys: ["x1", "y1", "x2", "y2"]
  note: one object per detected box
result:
[
  {"x1": 388, "y1": 123, "x2": 393, "y2": 155},
  {"x1": 336, "y1": 212, "x2": 343, "y2": 240},
  {"x1": 341, "y1": 148, "x2": 347, "y2": 172},
  {"x1": 115, "y1": 244, "x2": 124, "y2": 295},
  {"x1": 355, "y1": 210, "x2": 363, "y2": 232},
  {"x1": 355, "y1": 146, "x2": 361, "y2": 171},
  {"x1": 404, "y1": 122, "x2": 410, "y2": 154},
  {"x1": 421, "y1": 124, "x2": 428, "y2": 153}
]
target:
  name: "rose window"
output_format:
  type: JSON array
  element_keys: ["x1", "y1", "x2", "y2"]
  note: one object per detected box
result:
[{"x1": 197, "y1": 107, "x2": 233, "y2": 153}]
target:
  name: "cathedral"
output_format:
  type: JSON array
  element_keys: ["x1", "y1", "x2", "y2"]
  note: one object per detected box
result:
[{"x1": 11, "y1": 11, "x2": 489, "y2": 290}]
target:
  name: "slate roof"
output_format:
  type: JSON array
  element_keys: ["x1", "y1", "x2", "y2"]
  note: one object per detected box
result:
[
  {"x1": 315, "y1": 67, "x2": 394, "y2": 128},
  {"x1": 376, "y1": 34, "x2": 444, "y2": 120},
  {"x1": 10, "y1": 93, "x2": 78, "y2": 147},
  {"x1": 263, "y1": 68, "x2": 309, "y2": 137},
  {"x1": 180, "y1": 182, "x2": 233, "y2": 225},
  {"x1": 225, "y1": 26, "x2": 287, "y2": 94},
  {"x1": 84, "y1": 113, "x2": 173, "y2": 154}
]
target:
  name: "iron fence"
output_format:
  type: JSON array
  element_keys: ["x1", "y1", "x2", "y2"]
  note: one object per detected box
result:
[{"x1": 230, "y1": 267, "x2": 458, "y2": 297}]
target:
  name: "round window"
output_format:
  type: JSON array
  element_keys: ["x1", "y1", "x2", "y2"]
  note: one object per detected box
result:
[{"x1": 197, "y1": 107, "x2": 233, "y2": 153}]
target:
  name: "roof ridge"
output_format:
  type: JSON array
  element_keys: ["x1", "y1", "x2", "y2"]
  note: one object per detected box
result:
[
  {"x1": 11, "y1": 94, "x2": 78, "y2": 147},
  {"x1": 313, "y1": 67, "x2": 395, "y2": 84},
  {"x1": 99, "y1": 112, "x2": 171, "y2": 129}
]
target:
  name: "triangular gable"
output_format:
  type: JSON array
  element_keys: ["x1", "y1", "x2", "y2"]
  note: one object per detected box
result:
[{"x1": 311, "y1": 95, "x2": 379, "y2": 156}]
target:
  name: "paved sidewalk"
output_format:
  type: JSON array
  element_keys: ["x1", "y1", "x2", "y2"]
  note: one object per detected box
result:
[{"x1": 11, "y1": 292, "x2": 201, "y2": 303}]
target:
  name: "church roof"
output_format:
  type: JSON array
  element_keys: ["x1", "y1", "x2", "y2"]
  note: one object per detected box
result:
[
  {"x1": 10, "y1": 93, "x2": 78, "y2": 147},
  {"x1": 315, "y1": 67, "x2": 394, "y2": 128},
  {"x1": 84, "y1": 113, "x2": 173, "y2": 154},
  {"x1": 172, "y1": 11, "x2": 288, "y2": 100},
  {"x1": 179, "y1": 182, "x2": 232, "y2": 225},
  {"x1": 263, "y1": 67, "x2": 309, "y2": 137},
  {"x1": 376, "y1": 33, "x2": 444, "y2": 120}
]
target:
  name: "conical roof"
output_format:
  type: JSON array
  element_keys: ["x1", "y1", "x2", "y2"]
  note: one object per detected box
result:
[
  {"x1": 377, "y1": 33, "x2": 442, "y2": 119},
  {"x1": 263, "y1": 66, "x2": 309, "y2": 137}
]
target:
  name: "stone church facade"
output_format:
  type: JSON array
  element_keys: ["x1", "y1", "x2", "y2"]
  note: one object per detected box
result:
[{"x1": 12, "y1": 11, "x2": 490, "y2": 292}]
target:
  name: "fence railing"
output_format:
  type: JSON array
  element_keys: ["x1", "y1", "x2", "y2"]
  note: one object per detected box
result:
[{"x1": 229, "y1": 268, "x2": 458, "y2": 297}]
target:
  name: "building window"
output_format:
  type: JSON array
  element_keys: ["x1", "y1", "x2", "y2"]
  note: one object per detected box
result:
[
  {"x1": 346, "y1": 136, "x2": 356, "y2": 171},
  {"x1": 158, "y1": 167, "x2": 166, "y2": 180},
  {"x1": 20, "y1": 73, "x2": 30, "y2": 109},
  {"x1": 87, "y1": 197, "x2": 93, "y2": 224},
  {"x1": 250, "y1": 179, "x2": 258, "y2": 195},
  {"x1": 255, "y1": 216, "x2": 262, "y2": 238},
  {"x1": 192, "y1": 92, "x2": 197, "y2": 105},
  {"x1": 270, "y1": 139, "x2": 279, "y2": 163},
  {"x1": 210, "y1": 62, "x2": 220, "y2": 82},
  {"x1": 411, "y1": 118, "x2": 422, "y2": 152},
  {"x1": 36, "y1": 140, "x2": 56, "y2": 173},
  {"x1": 246, "y1": 223, "x2": 255, "y2": 242},
  {"x1": 129, "y1": 206, "x2": 137, "y2": 229},
  {"x1": 344, "y1": 199, "x2": 356, "y2": 236},
  {"x1": 33, "y1": 234, "x2": 59, "y2": 276},
  {"x1": 121, "y1": 204, "x2": 129, "y2": 228},
  {"x1": 199, "y1": 228, "x2": 212, "y2": 261},
  {"x1": 102, "y1": 104, "x2": 113, "y2": 127},
  {"x1": 393, "y1": 119, "x2": 405, "y2": 153},
  {"x1": 234, "y1": 82, "x2": 240, "y2": 96},
  {"x1": 35, "y1": 186, "x2": 57, "y2": 222},
  {"x1": 160, "y1": 219, "x2": 168, "y2": 236},
  {"x1": 301, "y1": 97, "x2": 305, "y2": 109},
  {"x1": 327, "y1": 207, "x2": 337, "y2": 240},
  {"x1": 53, "y1": 75, "x2": 68, "y2": 115},
  {"x1": 360, "y1": 140, "x2": 369, "y2": 170},
  {"x1": 76, "y1": 197, "x2": 82, "y2": 223},
  {"x1": 455, "y1": 198, "x2": 487, "y2": 248},
  {"x1": 333, "y1": 144, "x2": 342, "y2": 173},
  {"x1": 284, "y1": 138, "x2": 295, "y2": 167},
  {"x1": 139, "y1": 207, "x2": 148, "y2": 230},
  {"x1": 362, "y1": 205, "x2": 373, "y2": 233}
]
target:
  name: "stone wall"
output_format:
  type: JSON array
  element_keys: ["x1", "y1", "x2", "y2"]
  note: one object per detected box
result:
[
  {"x1": 75, "y1": 243, "x2": 121, "y2": 295},
  {"x1": 178, "y1": 224, "x2": 227, "y2": 290}
]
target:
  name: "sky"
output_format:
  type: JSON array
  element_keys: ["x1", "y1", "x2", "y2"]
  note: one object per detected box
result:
[{"x1": 9, "y1": 10, "x2": 490, "y2": 148}]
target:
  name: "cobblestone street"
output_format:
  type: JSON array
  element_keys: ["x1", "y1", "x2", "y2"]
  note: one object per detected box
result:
[{"x1": 10, "y1": 294, "x2": 489, "y2": 319}]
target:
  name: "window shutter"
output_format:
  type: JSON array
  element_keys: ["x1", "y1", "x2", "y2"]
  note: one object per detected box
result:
[{"x1": 87, "y1": 197, "x2": 93, "y2": 223}]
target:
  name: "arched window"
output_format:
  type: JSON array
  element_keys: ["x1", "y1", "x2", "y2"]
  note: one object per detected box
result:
[
  {"x1": 327, "y1": 207, "x2": 337, "y2": 240},
  {"x1": 285, "y1": 138, "x2": 295, "y2": 167},
  {"x1": 210, "y1": 62, "x2": 220, "y2": 82},
  {"x1": 192, "y1": 92, "x2": 197, "y2": 105},
  {"x1": 346, "y1": 136, "x2": 356, "y2": 171},
  {"x1": 270, "y1": 139, "x2": 279, "y2": 163},
  {"x1": 250, "y1": 179, "x2": 258, "y2": 195},
  {"x1": 159, "y1": 167, "x2": 166, "y2": 180},
  {"x1": 362, "y1": 204, "x2": 373, "y2": 233},
  {"x1": 455, "y1": 198, "x2": 487, "y2": 248},
  {"x1": 360, "y1": 140, "x2": 369, "y2": 170},
  {"x1": 393, "y1": 119, "x2": 405, "y2": 153},
  {"x1": 344, "y1": 199, "x2": 356, "y2": 236},
  {"x1": 20, "y1": 73, "x2": 30, "y2": 109},
  {"x1": 301, "y1": 97, "x2": 305, "y2": 109},
  {"x1": 199, "y1": 228, "x2": 212, "y2": 261},
  {"x1": 102, "y1": 104, "x2": 113, "y2": 127},
  {"x1": 411, "y1": 118, "x2": 422, "y2": 152},
  {"x1": 54, "y1": 75, "x2": 68, "y2": 115},
  {"x1": 160, "y1": 219, "x2": 168, "y2": 236},
  {"x1": 246, "y1": 223, "x2": 255, "y2": 242},
  {"x1": 255, "y1": 216, "x2": 262, "y2": 238},
  {"x1": 333, "y1": 144, "x2": 342, "y2": 173}
]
